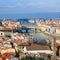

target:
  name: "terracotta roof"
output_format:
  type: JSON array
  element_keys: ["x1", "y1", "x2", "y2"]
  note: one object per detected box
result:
[
  {"x1": 26, "y1": 44, "x2": 50, "y2": 50},
  {"x1": 11, "y1": 40, "x2": 27, "y2": 45},
  {"x1": 14, "y1": 40, "x2": 24, "y2": 45},
  {"x1": 14, "y1": 34, "x2": 25, "y2": 36},
  {"x1": 47, "y1": 23, "x2": 58, "y2": 27},
  {"x1": 2, "y1": 53, "x2": 16, "y2": 59},
  {"x1": 0, "y1": 38, "x2": 3, "y2": 42},
  {"x1": 0, "y1": 57, "x2": 3, "y2": 60},
  {"x1": 0, "y1": 47, "x2": 15, "y2": 50},
  {"x1": 2, "y1": 53, "x2": 11, "y2": 58},
  {"x1": 10, "y1": 39, "x2": 29, "y2": 46}
]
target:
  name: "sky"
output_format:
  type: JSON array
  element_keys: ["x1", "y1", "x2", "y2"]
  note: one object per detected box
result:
[{"x1": 0, "y1": 0, "x2": 60, "y2": 14}]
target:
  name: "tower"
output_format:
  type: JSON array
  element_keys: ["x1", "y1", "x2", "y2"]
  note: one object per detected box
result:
[{"x1": 51, "y1": 35, "x2": 57, "y2": 60}]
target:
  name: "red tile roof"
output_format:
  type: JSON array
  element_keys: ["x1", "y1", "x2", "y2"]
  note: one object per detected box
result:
[
  {"x1": 0, "y1": 57, "x2": 3, "y2": 60},
  {"x1": 2, "y1": 53, "x2": 11, "y2": 58},
  {"x1": 10, "y1": 40, "x2": 25, "y2": 45},
  {"x1": 26, "y1": 44, "x2": 50, "y2": 50},
  {"x1": 14, "y1": 33, "x2": 25, "y2": 36}
]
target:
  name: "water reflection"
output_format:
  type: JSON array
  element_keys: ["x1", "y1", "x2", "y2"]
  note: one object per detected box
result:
[{"x1": 33, "y1": 34, "x2": 46, "y2": 40}]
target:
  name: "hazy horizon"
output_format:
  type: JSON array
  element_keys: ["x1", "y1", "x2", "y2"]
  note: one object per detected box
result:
[
  {"x1": 0, "y1": 0, "x2": 60, "y2": 19},
  {"x1": 0, "y1": 12, "x2": 60, "y2": 19}
]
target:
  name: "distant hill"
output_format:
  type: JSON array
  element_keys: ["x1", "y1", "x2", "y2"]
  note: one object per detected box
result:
[{"x1": 0, "y1": 12, "x2": 60, "y2": 19}]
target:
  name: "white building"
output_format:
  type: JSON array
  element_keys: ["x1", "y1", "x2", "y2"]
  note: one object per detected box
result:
[{"x1": 18, "y1": 44, "x2": 53, "y2": 55}]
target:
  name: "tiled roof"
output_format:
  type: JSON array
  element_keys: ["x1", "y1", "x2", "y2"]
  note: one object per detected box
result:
[
  {"x1": 10, "y1": 40, "x2": 26, "y2": 45},
  {"x1": 14, "y1": 33, "x2": 25, "y2": 36},
  {"x1": 26, "y1": 44, "x2": 50, "y2": 50}
]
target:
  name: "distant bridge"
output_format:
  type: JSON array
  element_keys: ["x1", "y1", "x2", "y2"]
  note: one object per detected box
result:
[{"x1": 0, "y1": 25, "x2": 52, "y2": 33}]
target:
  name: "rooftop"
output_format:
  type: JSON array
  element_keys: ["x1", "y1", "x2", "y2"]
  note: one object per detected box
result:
[{"x1": 26, "y1": 44, "x2": 50, "y2": 50}]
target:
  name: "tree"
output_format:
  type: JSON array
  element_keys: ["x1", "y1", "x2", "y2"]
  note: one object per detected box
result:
[
  {"x1": 0, "y1": 21, "x2": 2, "y2": 26},
  {"x1": 21, "y1": 56, "x2": 44, "y2": 60}
]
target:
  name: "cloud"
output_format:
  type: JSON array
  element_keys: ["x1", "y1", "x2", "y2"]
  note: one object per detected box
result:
[
  {"x1": 0, "y1": 0, "x2": 60, "y2": 13},
  {"x1": 0, "y1": 0, "x2": 50, "y2": 7}
]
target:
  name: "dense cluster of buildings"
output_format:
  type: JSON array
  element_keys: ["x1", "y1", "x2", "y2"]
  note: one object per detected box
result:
[
  {"x1": 0, "y1": 20, "x2": 21, "y2": 30},
  {"x1": 36, "y1": 19, "x2": 60, "y2": 34},
  {"x1": 0, "y1": 19, "x2": 60, "y2": 60}
]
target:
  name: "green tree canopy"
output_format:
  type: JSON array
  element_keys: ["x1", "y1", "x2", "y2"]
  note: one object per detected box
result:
[
  {"x1": 21, "y1": 56, "x2": 44, "y2": 60},
  {"x1": 0, "y1": 21, "x2": 3, "y2": 26}
]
